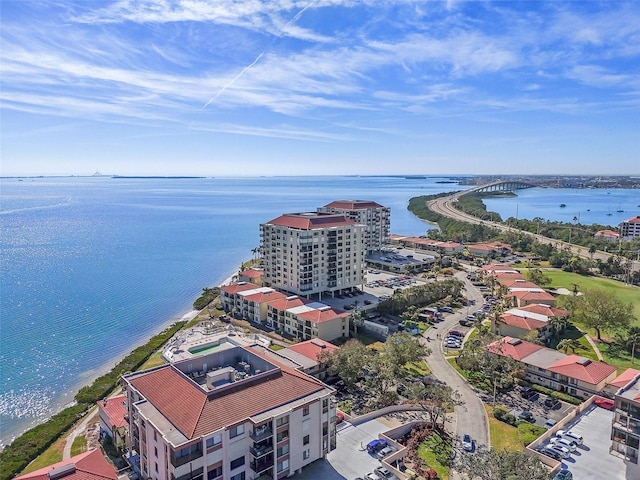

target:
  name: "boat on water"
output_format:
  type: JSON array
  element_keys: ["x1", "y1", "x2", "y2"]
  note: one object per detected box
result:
[{"x1": 559, "y1": 204, "x2": 566, "y2": 208}]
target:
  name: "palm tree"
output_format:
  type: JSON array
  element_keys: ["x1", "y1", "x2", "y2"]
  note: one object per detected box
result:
[
  {"x1": 626, "y1": 327, "x2": 640, "y2": 363},
  {"x1": 556, "y1": 338, "x2": 581, "y2": 354},
  {"x1": 547, "y1": 316, "x2": 569, "y2": 338}
]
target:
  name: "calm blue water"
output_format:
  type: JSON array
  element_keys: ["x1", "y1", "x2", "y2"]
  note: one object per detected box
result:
[
  {"x1": 0, "y1": 175, "x2": 451, "y2": 446},
  {"x1": 483, "y1": 188, "x2": 640, "y2": 226}
]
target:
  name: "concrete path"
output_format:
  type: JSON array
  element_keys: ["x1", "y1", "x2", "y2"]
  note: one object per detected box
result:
[
  {"x1": 62, "y1": 406, "x2": 98, "y2": 459},
  {"x1": 421, "y1": 274, "x2": 490, "y2": 474},
  {"x1": 582, "y1": 333, "x2": 604, "y2": 361}
]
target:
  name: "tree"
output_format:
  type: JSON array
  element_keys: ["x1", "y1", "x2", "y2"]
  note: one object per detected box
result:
[
  {"x1": 556, "y1": 338, "x2": 581, "y2": 354},
  {"x1": 349, "y1": 308, "x2": 364, "y2": 335},
  {"x1": 456, "y1": 449, "x2": 549, "y2": 480},
  {"x1": 625, "y1": 326, "x2": 640, "y2": 363},
  {"x1": 382, "y1": 332, "x2": 430, "y2": 376},
  {"x1": 405, "y1": 382, "x2": 464, "y2": 428},
  {"x1": 321, "y1": 339, "x2": 371, "y2": 389},
  {"x1": 526, "y1": 268, "x2": 550, "y2": 287},
  {"x1": 547, "y1": 315, "x2": 569, "y2": 338},
  {"x1": 573, "y1": 288, "x2": 635, "y2": 341}
]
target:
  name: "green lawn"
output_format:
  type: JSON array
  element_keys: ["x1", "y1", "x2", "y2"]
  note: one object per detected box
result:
[
  {"x1": 547, "y1": 325, "x2": 600, "y2": 361},
  {"x1": 544, "y1": 270, "x2": 640, "y2": 322},
  {"x1": 417, "y1": 432, "x2": 451, "y2": 480},
  {"x1": 403, "y1": 360, "x2": 431, "y2": 377},
  {"x1": 70, "y1": 435, "x2": 86, "y2": 456},
  {"x1": 485, "y1": 405, "x2": 522, "y2": 452}
]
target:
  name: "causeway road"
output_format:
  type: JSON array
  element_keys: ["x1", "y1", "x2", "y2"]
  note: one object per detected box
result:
[{"x1": 428, "y1": 188, "x2": 640, "y2": 272}]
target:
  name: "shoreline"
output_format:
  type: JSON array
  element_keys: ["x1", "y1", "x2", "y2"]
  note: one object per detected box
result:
[{"x1": 1, "y1": 271, "x2": 238, "y2": 450}]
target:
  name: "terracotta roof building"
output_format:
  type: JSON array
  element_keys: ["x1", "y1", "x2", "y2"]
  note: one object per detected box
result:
[
  {"x1": 97, "y1": 395, "x2": 127, "y2": 449},
  {"x1": 253, "y1": 338, "x2": 340, "y2": 380},
  {"x1": 15, "y1": 450, "x2": 117, "y2": 480},
  {"x1": 492, "y1": 303, "x2": 570, "y2": 341},
  {"x1": 611, "y1": 371, "x2": 640, "y2": 470},
  {"x1": 123, "y1": 345, "x2": 336, "y2": 480},
  {"x1": 260, "y1": 212, "x2": 366, "y2": 297},
  {"x1": 318, "y1": 200, "x2": 390, "y2": 254},
  {"x1": 621, "y1": 216, "x2": 640, "y2": 240},
  {"x1": 594, "y1": 229, "x2": 620, "y2": 243},
  {"x1": 485, "y1": 337, "x2": 617, "y2": 399}
]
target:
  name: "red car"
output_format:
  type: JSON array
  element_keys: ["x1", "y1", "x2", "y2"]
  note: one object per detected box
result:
[{"x1": 595, "y1": 397, "x2": 615, "y2": 410}]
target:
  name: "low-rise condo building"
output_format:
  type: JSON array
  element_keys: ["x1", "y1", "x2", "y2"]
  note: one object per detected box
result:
[
  {"x1": 492, "y1": 304, "x2": 570, "y2": 340},
  {"x1": 123, "y1": 345, "x2": 337, "y2": 480},
  {"x1": 621, "y1": 216, "x2": 640, "y2": 240},
  {"x1": 15, "y1": 450, "x2": 117, "y2": 480},
  {"x1": 611, "y1": 372, "x2": 640, "y2": 474}
]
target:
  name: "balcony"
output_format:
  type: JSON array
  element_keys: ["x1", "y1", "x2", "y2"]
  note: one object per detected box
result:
[
  {"x1": 251, "y1": 455, "x2": 274, "y2": 475},
  {"x1": 250, "y1": 443, "x2": 274, "y2": 458},
  {"x1": 251, "y1": 426, "x2": 273, "y2": 442},
  {"x1": 170, "y1": 450, "x2": 203, "y2": 468}
]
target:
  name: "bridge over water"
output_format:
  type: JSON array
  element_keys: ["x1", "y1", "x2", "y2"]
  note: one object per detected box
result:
[{"x1": 470, "y1": 180, "x2": 536, "y2": 194}]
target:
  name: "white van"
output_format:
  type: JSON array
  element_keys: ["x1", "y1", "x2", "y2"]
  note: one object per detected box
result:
[{"x1": 556, "y1": 430, "x2": 583, "y2": 445}]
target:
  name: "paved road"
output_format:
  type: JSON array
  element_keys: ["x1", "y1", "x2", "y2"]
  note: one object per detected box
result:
[
  {"x1": 421, "y1": 273, "x2": 489, "y2": 476},
  {"x1": 428, "y1": 188, "x2": 640, "y2": 272}
]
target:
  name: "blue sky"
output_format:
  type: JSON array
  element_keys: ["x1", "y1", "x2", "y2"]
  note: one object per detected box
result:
[{"x1": 1, "y1": 0, "x2": 639, "y2": 176}]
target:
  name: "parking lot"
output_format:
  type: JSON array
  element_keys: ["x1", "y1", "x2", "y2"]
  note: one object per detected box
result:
[
  {"x1": 291, "y1": 419, "x2": 395, "y2": 480},
  {"x1": 540, "y1": 404, "x2": 634, "y2": 480}
]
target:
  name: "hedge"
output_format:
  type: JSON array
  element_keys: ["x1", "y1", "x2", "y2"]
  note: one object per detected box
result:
[
  {"x1": 0, "y1": 321, "x2": 186, "y2": 480},
  {"x1": 528, "y1": 384, "x2": 582, "y2": 405}
]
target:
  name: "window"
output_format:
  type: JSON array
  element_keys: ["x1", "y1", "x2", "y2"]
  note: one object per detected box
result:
[
  {"x1": 207, "y1": 467, "x2": 222, "y2": 480},
  {"x1": 303, "y1": 435, "x2": 310, "y2": 445},
  {"x1": 230, "y1": 474, "x2": 245, "y2": 480},
  {"x1": 230, "y1": 456, "x2": 245, "y2": 470},
  {"x1": 303, "y1": 449, "x2": 310, "y2": 460},
  {"x1": 277, "y1": 460, "x2": 289, "y2": 473},
  {"x1": 276, "y1": 415, "x2": 289, "y2": 427},
  {"x1": 322, "y1": 422, "x2": 328, "y2": 436},
  {"x1": 206, "y1": 434, "x2": 222, "y2": 448},
  {"x1": 229, "y1": 424, "x2": 244, "y2": 438},
  {"x1": 153, "y1": 430, "x2": 157, "y2": 442},
  {"x1": 155, "y1": 463, "x2": 158, "y2": 473},
  {"x1": 277, "y1": 430, "x2": 289, "y2": 442},
  {"x1": 303, "y1": 405, "x2": 309, "y2": 416},
  {"x1": 154, "y1": 446, "x2": 158, "y2": 457},
  {"x1": 302, "y1": 419, "x2": 310, "y2": 432},
  {"x1": 277, "y1": 444, "x2": 289, "y2": 457}
]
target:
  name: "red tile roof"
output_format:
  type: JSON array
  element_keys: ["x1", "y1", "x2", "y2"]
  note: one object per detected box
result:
[
  {"x1": 286, "y1": 339, "x2": 339, "y2": 361},
  {"x1": 625, "y1": 216, "x2": 640, "y2": 224},
  {"x1": 296, "y1": 307, "x2": 350, "y2": 323},
  {"x1": 594, "y1": 229, "x2": 620, "y2": 238},
  {"x1": 15, "y1": 450, "x2": 117, "y2": 480},
  {"x1": 547, "y1": 355, "x2": 617, "y2": 385},
  {"x1": 507, "y1": 290, "x2": 555, "y2": 302},
  {"x1": 608, "y1": 368, "x2": 640, "y2": 389},
  {"x1": 499, "y1": 313, "x2": 548, "y2": 331},
  {"x1": 221, "y1": 282, "x2": 260, "y2": 294},
  {"x1": 480, "y1": 264, "x2": 516, "y2": 271},
  {"x1": 128, "y1": 350, "x2": 327, "y2": 440},
  {"x1": 267, "y1": 295, "x2": 310, "y2": 311},
  {"x1": 485, "y1": 337, "x2": 545, "y2": 361},
  {"x1": 265, "y1": 213, "x2": 356, "y2": 230},
  {"x1": 242, "y1": 290, "x2": 286, "y2": 304},
  {"x1": 239, "y1": 269, "x2": 263, "y2": 278},
  {"x1": 97, "y1": 394, "x2": 127, "y2": 429},
  {"x1": 501, "y1": 280, "x2": 541, "y2": 289},
  {"x1": 323, "y1": 200, "x2": 384, "y2": 209}
]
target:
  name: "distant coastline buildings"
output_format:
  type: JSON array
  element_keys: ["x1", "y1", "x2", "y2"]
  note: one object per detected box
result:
[{"x1": 620, "y1": 216, "x2": 640, "y2": 240}]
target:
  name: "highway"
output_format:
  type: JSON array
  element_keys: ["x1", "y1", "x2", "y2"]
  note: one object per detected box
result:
[{"x1": 427, "y1": 187, "x2": 640, "y2": 271}]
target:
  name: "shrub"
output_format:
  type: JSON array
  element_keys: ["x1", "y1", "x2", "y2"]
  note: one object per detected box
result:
[
  {"x1": 518, "y1": 422, "x2": 546, "y2": 446},
  {"x1": 527, "y1": 383, "x2": 582, "y2": 405}
]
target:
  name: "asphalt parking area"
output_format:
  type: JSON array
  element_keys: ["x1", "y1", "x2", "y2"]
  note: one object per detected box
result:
[
  {"x1": 291, "y1": 419, "x2": 392, "y2": 480},
  {"x1": 547, "y1": 405, "x2": 631, "y2": 480}
]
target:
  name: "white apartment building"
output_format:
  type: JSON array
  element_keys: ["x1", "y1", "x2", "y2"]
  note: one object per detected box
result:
[
  {"x1": 260, "y1": 212, "x2": 366, "y2": 298},
  {"x1": 318, "y1": 200, "x2": 390, "y2": 254},
  {"x1": 123, "y1": 345, "x2": 336, "y2": 480},
  {"x1": 620, "y1": 216, "x2": 640, "y2": 240}
]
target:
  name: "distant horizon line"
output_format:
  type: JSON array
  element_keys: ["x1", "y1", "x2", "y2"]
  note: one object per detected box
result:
[{"x1": 2, "y1": 174, "x2": 639, "y2": 179}]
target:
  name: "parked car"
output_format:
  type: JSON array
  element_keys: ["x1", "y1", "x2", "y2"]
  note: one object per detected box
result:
[
  {"x1": 374, "y1": 466, "x2": 394, "y2": 479},
  {"x1": 367, "y1": 438, "x2": 388, "y2": 453},
  {"x1": 547, "y1": 444, "x2": 571, "y2": 458},
  {"x1": 595, "y1": 397, "x2": 615, "y2": 410},
  {"x1": 448, "y1": 330, "x2": 464, "y2": 337},
  {"x1": 544, "y1": 396, "x2": 560, "y2": 409},
  {"x1": 538, "y1": 446, "x2": 563, "y2": 461},
  {"x1": 556, "y1": 430, "x2": 583, "y2": 445},
  {"x1": 377, "y1": 446, "x2": 395, "y2": 459},
  {"x1": 462, "y1": 433, "x2": 473, "y2": 452},
  {"x1": 544, "y1": 418, "x2": 557, "y2": 429},
  {"x1": 518, "y1": 410, "x2": 535, "y2": 423},
  {"x1": 553, "y1": 470, "x2": 573, "y2": 480},
  {"x1": 365, "y1": 473, "x2": 379, "y2": 480},
  {"x1": 521, "y1": 387, "x2": 537, "y2": 399},
  {"x1": 550, "y1": 437, "x2": 577, "y2": 452}
]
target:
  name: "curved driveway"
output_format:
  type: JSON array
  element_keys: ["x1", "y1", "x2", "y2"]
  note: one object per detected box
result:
[{"x1": 422, "y1": 274, "x2": 489, "y2": 461}]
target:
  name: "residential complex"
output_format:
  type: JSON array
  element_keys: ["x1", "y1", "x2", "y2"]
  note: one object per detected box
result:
[
  {"x1": 611, "y1": 372, "x2": 640, "y2": 469},
  {"x1": 317, "y1": 200, "x2": 390, "y2": 254},
  {"x1": 15, "y1": 450, "x2": 117, "y2": 480},
  {"x1": 260, "y1": 212, "x2": 366, "y2": 298},
  {"x1": 492, "y1": 304, "x2": 570, "y2": 340},
  {"x1": 220, "y1": 282, "x2": 350, "y2": 342},
  {"x1": 486, "y1": 336, "x2": 617, "y2": 399},
  {"x1": 620, "y1": 216, "x2": 640, "y2": 240},
  {"x1": 123, "y1": 345, "x2": 336, "y2": 480}
]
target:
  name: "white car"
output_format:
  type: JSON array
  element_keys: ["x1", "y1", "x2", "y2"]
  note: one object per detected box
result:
[
  {"x1": 462, "y1": 433, "x2": 473, "y2": 452},
  {"x1": 550, "y1": 437, "x2": 577, "y2": 452},
  {"x1": 377, "y1": 446, "x2": 395, "y2": 459},
  {"x1": 548, "y1": 444, "x2": 571, "y2": 458},
  {"x1": 374, "y1": 466, "x2": 395, "y2": 479},
  {"x1": 556, "y1": 430, "x2": 584, "y2": 445}
]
